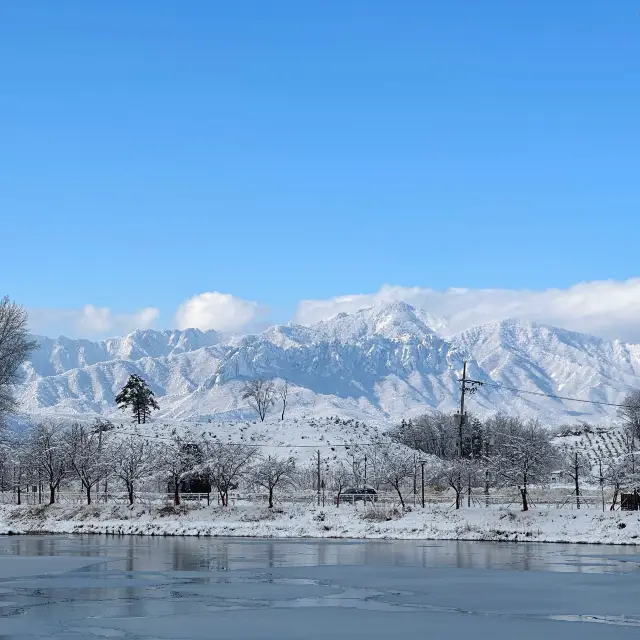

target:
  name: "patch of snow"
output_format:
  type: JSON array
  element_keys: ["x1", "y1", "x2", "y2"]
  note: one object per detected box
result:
[{"x1": 2, "y1": 503, "x2": 640, "y2": 545}]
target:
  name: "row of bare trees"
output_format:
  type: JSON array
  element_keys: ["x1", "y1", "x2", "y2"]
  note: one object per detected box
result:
[
  {"x1": 0, "y1": 417, "x2": 478, "y2": 511},
  {"x1": 388, "y1": 413, "x2": 560, "y2": 510},
  {"x1": 1, "y1": 413, "x2": 638, "y2": 513},
  {"x1": 388, "y1": 395, "x2": 640, "y2": 512},
  {"x1": 0, "y1": 420, "x2": 136, "y2": 505},
  {"x1": 0, "y1": 421, "x2": 298, "y2": 509}
]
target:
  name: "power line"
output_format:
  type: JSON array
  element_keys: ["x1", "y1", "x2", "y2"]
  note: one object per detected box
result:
[{"x1": 465, "y1": 378, "x2": 633, "y2": 409}]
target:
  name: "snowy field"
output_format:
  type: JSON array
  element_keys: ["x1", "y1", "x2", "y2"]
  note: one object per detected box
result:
[{"x1": 2, "y1": 502, "x2": 640, "y2": 545}]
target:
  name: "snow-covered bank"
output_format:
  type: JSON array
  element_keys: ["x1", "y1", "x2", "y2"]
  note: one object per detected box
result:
[{"x1": 2, "y1": 503, "x2": 640, "y2": 544}]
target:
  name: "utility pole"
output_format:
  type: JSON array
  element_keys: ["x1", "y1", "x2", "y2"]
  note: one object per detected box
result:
[
  {"x1": 420, "y1": 461, "x2": 426, "y2": 508},
  {"x1": 97, "y1": 421, "x2": 110, "y2": 504},
  {"x1": 364, "y1": 454, "x2": 367, "y2": 489},
  {"x1": 574, "y1": 451, "x2": 581, "y2": 510},
  {"x1": 317, "y1": 450, "x2": 321, "y2": 507},
  {"x1": 454, "y1": 362, "x2": 467, "y2": 509},
  {"x1": 413, "y1": 452, "x2": 417, "y2": 506},
  {"x1": 458, "y1": 361, "x2": 467, "y2": 458},
  {"x1": 455, "y1": 362, "x2": 482, "y2": 509},
  {"x1": 484, "y1": 436, "x2": 492, "y2": 508}
]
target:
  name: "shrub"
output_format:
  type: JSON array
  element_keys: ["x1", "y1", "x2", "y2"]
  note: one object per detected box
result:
[
  {"x1": 360, "y1": 505, "x2": 402, "y2": 522},
  {"x1": 156, "y1": 504, "x2": 189, "y2": 518}
]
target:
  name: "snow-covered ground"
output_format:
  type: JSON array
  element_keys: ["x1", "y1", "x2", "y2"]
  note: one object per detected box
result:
[
  {"x1": 553, "y1": 426, "x2": 628, "y2": 466},
  {"x1": 127, "y1": 415, "x2": 384, "y2": 459},
  {"x1": 2, "y1": 503, "x2": 640, "y2": 545}
]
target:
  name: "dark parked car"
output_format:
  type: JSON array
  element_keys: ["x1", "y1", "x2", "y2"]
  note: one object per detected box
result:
[{"x1": 335, "y1": 487, "x2": 378, "y2": 505}]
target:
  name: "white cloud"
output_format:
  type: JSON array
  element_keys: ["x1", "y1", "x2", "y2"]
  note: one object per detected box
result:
[
  {"x1": 76, "y1": 305, "x2": 114, "y2": 334},
  {"x1": 175, "y1": 292, "x2": 263, "y2": 333},
  {"x1": 294, "y1": 279, "x2": 640, "y2": 342},
  {"x1": 130, "y1": 307, "x2": 162, "y2": 331},
  {"x1": 28, "y1": 305, "x2": 159, "y2": 338},
  {"x1": 27, "y1": 278, "x2": 640, "y2": 342}
]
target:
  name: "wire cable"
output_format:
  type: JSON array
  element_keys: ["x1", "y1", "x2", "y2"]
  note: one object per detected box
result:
[{"x1": 465, "y1": 379, "x2": 633, "y2": 409}]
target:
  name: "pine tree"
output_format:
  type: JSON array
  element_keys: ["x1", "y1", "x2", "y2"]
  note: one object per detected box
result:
[{"x1": 115, "y1": 374, "x2": 159, "y2": 424}]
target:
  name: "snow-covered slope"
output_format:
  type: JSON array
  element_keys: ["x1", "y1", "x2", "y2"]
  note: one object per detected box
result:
[
  {"x1": 24, "y1": 329, "x2": 222, "y2": 381},
  {"x1": 14, "y1": 303, "x2": 640, "y2": 425},
  {"x1": 450, "y1": 320, "x2": 640, "y2": 418}
]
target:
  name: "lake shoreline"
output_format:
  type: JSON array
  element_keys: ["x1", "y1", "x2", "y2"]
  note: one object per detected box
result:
[{"x1": 2, "y1": 502, "x2": 640, "y2": 545}]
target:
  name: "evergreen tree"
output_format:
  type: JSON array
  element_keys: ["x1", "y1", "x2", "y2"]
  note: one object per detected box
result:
[{"x1": 115, "y1": 374, "x2": 159, "y2": 424}]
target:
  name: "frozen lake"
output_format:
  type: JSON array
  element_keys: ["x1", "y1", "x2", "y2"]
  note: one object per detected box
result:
[{"x1": 1, "y1": 536, "x2": 640, "y2": 639}]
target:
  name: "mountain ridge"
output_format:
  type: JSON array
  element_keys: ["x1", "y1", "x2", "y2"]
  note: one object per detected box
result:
[{"x1": 15, "y1": 303, "x2": 640, "y2": 425}]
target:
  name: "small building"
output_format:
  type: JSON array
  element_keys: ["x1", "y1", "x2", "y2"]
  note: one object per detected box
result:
[
  {"x1": 621, "y1": 491, "x2": 640, "y2": 511},
  {"x1": 550, "y1": 470, "x2": 565, "y2": 485},
  {"x1": 167, "y1": 474, "x2": 211, "y2": 495}
]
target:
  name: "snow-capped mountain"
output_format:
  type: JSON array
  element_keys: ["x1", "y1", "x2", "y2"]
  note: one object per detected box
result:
[
  {"x1": 13, "y1": 303, "x2": 640, "y2": 426},
  {"x1": 450, "y1": 320, "x2": 640, "y2": 418},
  {"x1": 24, "y1": 328, "x2": 222, "y2": 381}
]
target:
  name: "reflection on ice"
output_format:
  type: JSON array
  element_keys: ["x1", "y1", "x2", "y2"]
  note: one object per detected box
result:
[{"x1": 1, "y1": 536, "x2": 639, "y2": 638}]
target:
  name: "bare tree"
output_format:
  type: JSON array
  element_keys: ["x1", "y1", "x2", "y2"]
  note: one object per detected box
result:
[
  {"x1": 603, "y1": 456, "x2": 628, "y2": 511},
  {"x1": 155, "y1": 430, "x2": 199, "y2": 506},
  {"x1": 202, "y1": 441, "x2": 258, "y2": 506},
  {"x1": 0, "y1": 440, "x2": 9, "y2": 491},
  {"x1": 619, "y1": 390, "x2": 640, "y2": 440},
  {"x1": 487, "y1": 418, "x2": 557, "y2": 511},
  {"x1": 328, "y1": 460, "x2": 352, "y2": 507},
  {"x1": 64, "y1": 422, "x2": 110, "y2": 505},
  {"x1": 249, "y1": 454, "x2": 295, "y2": 508},
  {"x1": 589, "y1": 434, "x2": 639, "y2": 511},
  {"x1": 291, "y1": 459, "x2": 317, "y2": 491},
  {"x1": 373, "y1": 445, "x2": 415, "y2": 509},
  {"x1": 559, "y1": 445, "x2": 591, "y2": 509},
  {"x1": 0, "y1": 296, "x2": 37, "y2": 427},
  {"x1": 436, "y1": 457, "x2": 470, "y2": 509},
  {"x1": 242, "y1": 379, "x2": 276, "y2": 422},
  {"x1": 343, "y1": 444, "x2": 368, "y2": 488},
  {"x1": 590, "y1": 450, "x2": 609, "y2": 512},
  {"x1": 620, "y1": 424, "x2": 640, "y2": 480},
  {"x1": 278, "y1": 380, "x2": 289, "y2": 421},
  {"x1": 110, "y1": 434, "x2": 154, "y2": 505},
  {"x1": 5, "y1": 432, "x2": 30, "y2": 505},
  {"x1": 28, "y1": 421, "x2": 68, "y2": 505}
]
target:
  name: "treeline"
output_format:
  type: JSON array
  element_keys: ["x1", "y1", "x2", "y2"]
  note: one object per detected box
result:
[
  {"x1": 1, "y1": 397, "x2": 639, "y2": 513},
  {"x1": 387, "y1": 413, "x2": 558, "y2": 510},
  {"x1": 0, "y1": 421, "x2": 298, "y2": 509},
  {"x1": 388, "y1": 393, "x2": 640, "y2": 511}
]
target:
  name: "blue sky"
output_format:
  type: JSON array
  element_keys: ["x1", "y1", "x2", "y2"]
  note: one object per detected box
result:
[{"x1": 2, "y1": 2, "x2": 640, "y2": 338}]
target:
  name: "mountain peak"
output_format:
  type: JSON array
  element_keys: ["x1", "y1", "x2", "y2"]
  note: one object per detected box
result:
[
  {"x1": 307, "y1": 301, "x2": 443, "y2": 343},
  {"x1": 454, "y1": 317, "x2": 608, "y2": 350}
]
